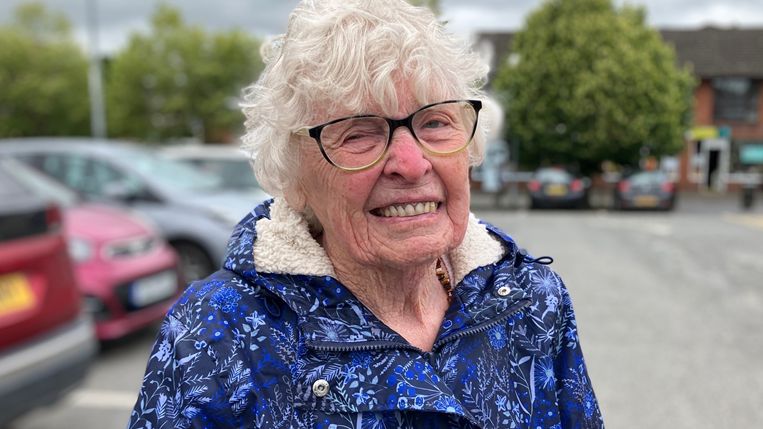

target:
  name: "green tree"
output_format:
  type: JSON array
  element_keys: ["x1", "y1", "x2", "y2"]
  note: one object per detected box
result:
[
  {"x1": 107, "y1": 5, "x2": 264, "y2": 143},
  {"x1": 493, "y1": 0, "x2": 695, "y2": 173},
  {"x1": 408, "y1": 0, "x2": 440, "y2": 15},
  {"x1": 0, "y1": 2, "x2": 90, "y2": 137}
]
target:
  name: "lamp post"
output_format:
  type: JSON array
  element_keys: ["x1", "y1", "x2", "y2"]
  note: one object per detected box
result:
[{"x1": 85, "y1": 0, "x2": 107, "y2": 138}]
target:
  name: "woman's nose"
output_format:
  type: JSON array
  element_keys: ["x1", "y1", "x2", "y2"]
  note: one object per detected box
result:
[{"x1": 381, "y1": 127, "x2": 432, "y2": 180}]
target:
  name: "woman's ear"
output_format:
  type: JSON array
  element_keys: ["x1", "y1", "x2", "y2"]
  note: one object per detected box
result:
[
  {"x1": 282, "y1": 137, "x2": 308, "y2": 212},
  {"x1": 284, "y1": 183, "x2": 307, "y2": 213},
  {"x1": 283, "y1": 181, "x2": 323, "y2": 236}
]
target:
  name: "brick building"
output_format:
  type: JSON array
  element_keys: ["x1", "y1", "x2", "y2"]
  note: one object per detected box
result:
[{"x1": 475, "y1": 27, "x2": 763, "y2": 191}]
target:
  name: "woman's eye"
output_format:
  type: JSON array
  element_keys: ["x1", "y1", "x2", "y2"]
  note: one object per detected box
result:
[{"x1": 423, "y1": 119, "x2": 446, "y2": 128}]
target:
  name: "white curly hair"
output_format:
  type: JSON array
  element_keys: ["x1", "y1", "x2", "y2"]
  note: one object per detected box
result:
[{"x1": 240, "y1": 0, "x2": 491, "y2": 198}]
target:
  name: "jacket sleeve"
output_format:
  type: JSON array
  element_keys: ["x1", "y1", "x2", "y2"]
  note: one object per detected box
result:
[
  {"x1": 126, "y1": 313, "x2": 241, "y2": 429},
  {"x1": 553, "y1": 282, "x2": 605, "y2": 429}
]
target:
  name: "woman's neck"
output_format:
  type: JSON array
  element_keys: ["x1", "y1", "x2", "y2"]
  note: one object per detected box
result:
[{"x1": 326, "y1": 246, "x2": 450, "y2": 351}]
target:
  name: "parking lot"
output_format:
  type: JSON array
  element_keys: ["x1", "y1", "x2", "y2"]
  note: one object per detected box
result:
[{"x1": 9, "y1": 194, "x2": 763, "y2": 429}]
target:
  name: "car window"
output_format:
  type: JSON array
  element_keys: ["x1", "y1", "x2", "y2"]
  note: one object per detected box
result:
[
  {"x1": 121, "y1": 150, "x2": 222, "y2": 193},
  {"x1": 535, "y1": 169, "x2": 571, "y2": 183},
  {"x1": 27, "y1": 153, "x2": 145, "y2": 199},
  {"x1": 32, "y1": 153, "x2": 90, "y2": 194},
  {"x1": 630, "y1": 171, "x2": 666, "y2": 185},
  {"x1": 89, "y1": 158, "x2": 147, "y2": 198},
  {"x1": 186, "y1": 159, "x2": 260, "y2": 190}
]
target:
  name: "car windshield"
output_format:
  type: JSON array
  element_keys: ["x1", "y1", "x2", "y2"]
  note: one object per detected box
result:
[
  {"x1": 120, "y1": 149, "x2": 223, "y2": 193},
  {"x1": 535, "y1": 169, "x2": 571, "y2": 183},
  {"x1": 180, "y1": 159, "x2": 260, "y2": 190},
  {"x1": 629, "y1": 171, "x2": 667, "y2": 185}
]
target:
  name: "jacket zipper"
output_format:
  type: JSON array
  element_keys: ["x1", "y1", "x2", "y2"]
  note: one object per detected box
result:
[
  {"x1": 306, "y1": 298, "x2": 531, "y2": 354},
  {"x1": 307, "y1": 340, "x2": 423, "y2": 353},
  {"x1": 432, "y1": 298, "x2": 531, "y2": 351}
]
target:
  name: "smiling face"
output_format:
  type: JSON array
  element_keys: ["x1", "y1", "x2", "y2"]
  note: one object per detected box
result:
[{"x1": 293, "y1": 91, "x2": 472, "y2": 272}]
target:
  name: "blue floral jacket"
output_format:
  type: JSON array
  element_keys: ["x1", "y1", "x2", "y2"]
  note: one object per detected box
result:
[{"x1": 129, "y1": 199, "x2": 604, "y2": 429}]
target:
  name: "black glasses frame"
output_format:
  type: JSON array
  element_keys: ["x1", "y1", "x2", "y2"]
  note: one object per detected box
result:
[{"x1": 295, "y1": 99, "x2": 482, "y2": 171}]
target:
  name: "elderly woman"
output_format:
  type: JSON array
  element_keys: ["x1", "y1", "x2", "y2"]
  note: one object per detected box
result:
[{"x1": 129, "y1": 1, "x2": 603, "y2": 428}]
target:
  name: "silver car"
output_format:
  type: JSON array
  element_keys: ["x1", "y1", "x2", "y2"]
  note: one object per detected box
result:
[
  {"x1": 161, "y1": 144, "x2": 264, "y2": 193},
  {"x1": 0, "y1": 138, "x2": 269, "y2": 282}
]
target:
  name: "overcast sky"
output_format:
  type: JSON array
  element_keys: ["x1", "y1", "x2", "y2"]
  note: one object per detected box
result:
[{"x1": 1, "y1": 0, "x2": 762, "y2": 55}]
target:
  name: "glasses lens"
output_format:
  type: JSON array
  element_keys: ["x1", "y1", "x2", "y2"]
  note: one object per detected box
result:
[
  {"x1": 412, "y1": 101, "x2": 477, "y2": 154},
  {"x1": 320, "y1": 117, "x2": 389, "y2": 169}
]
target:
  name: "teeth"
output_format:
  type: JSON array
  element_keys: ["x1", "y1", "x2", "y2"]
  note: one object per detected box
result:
[{"x1": 379, "y1": 201, "x2": 438, "y2": 217}]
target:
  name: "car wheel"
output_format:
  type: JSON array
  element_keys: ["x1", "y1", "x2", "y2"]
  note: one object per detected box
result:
[{"x1": 171, "y1": 241, "x2": 214, "y2": 283}]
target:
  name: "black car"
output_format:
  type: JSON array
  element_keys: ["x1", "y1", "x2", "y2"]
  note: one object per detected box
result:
[
  {"x1": 614, "y1": 170, "x2": 677, "y2": 211},
  {"x1": 527, "y1": 167, "x2": 590, "y2": 209}
]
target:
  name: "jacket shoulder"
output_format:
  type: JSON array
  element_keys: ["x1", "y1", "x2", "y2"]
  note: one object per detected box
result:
[{"x1": 169, "y1": 268, "x2": 300, "y2": 357}]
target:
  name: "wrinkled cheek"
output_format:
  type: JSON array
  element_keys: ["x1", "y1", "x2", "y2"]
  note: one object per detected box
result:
[{"x1": 446, "y1": 177, "x2": 472, "y2": 247}]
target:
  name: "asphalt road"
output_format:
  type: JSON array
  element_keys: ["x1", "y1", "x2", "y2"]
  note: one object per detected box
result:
[{"x1": 10, "y1": 202, "x2": 763, "y2": 429}]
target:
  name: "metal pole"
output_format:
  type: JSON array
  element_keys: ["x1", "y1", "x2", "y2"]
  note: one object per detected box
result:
[
  {"x1": 510, "y1": 136, "x2": 519, "y2": 209},
  {"x1": 85, "y1": 0, "x2": 107, "y2": 138}
]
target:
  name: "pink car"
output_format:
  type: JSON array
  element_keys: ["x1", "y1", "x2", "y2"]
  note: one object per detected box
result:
[
  {"x1": 7, "y1": 160, "x2": 182, "y2": 341},
  {"x1": 65, "y1": 204, "x2": 181, "y2": 340}
]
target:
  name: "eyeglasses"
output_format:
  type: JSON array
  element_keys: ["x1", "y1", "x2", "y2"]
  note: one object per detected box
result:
[{"x1": 294, "y1": 99, "x2": 482, "y2": 171}]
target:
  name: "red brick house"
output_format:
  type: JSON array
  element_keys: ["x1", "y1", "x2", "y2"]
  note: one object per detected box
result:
[
  {"x1": 476, "y1": 27, "x2": 763, "y2": 191},
  {"x1": 662, "y1": 28, "x2": 763, "y2": 191}
]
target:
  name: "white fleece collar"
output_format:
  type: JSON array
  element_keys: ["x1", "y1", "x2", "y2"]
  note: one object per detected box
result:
[{"x1": 253, "y1": 198, "x2": 506, "y2": 285}]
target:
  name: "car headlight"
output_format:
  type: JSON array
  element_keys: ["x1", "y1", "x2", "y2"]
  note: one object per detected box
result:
[
  {"x1": 103, "y1": 236, "x2": 158, "y2": 259},
  {"x1": 68, "y1": 238, "x2": 94, "y2": 262}
]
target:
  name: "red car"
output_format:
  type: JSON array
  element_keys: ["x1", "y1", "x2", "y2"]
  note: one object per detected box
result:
[
  {"x1": 7, "y1": 160, "x2": 182, "y2": 341},
  {"x1": 0, "y1": 159, "x2": 96, "y2": 425}
]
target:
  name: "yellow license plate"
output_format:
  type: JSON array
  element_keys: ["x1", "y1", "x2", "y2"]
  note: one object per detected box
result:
[
  {"x1": 0, "y1": 273, "x2": 35, "y2": 316},
  {"x1": 546, "y1": 184, "x2": 567, "y2": 196},
  {"x1": 634, "y1": 195, "x2": 659, "y2": 207}
]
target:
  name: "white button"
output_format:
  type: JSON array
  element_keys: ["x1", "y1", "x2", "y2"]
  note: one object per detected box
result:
[
  {"x1": 312, "y1": 379, "x2": 330, "y2": 397},
  {"x1": 496, "y1": 286, "x2": 511, "y2": 297}
]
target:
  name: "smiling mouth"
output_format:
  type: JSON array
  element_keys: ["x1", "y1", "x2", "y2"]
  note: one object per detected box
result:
[{"x1": 372, "y1": 201, "x2": 439, "y2": 218}]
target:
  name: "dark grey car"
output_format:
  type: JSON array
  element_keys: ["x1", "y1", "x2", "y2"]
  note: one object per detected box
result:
[
  {"x1": 614, "y1": 170, "x2": 677, "y2": 211},
  {"x1": 527, "y1": 167, "x2": 590, "y2": 209},
  {"x1": 0, "y1": 138, "x2": 269, "y2": 282}
]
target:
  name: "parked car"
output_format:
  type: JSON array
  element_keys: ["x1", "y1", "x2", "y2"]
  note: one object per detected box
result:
[
  {"x1": 527, "y1": 167, "x2": 590, "y2": 209},
  {"x1": 6, "y1": 159, "x2": 182, "y2": 340},
  {"x1": 0, "y1": 138, "x2": 264, "y2": 282},
  {"x1": 614, "y1": 170, "x2": 677, "y2": 211},
  {"x1": 0, "y1": 158, "x2": 97, "y2": 426},
  {"x1": 161, "y1": 144, "x2": 268, "y2": 195}
]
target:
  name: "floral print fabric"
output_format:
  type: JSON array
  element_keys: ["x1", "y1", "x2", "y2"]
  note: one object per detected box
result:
[{"x1": 128, "y1": 200, "x2": 604, "y2": 429}]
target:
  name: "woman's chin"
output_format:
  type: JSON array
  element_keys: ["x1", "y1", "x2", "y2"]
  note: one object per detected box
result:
[{"x1": 362, "y1": 215, "x2": 458, "y2": 266}]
